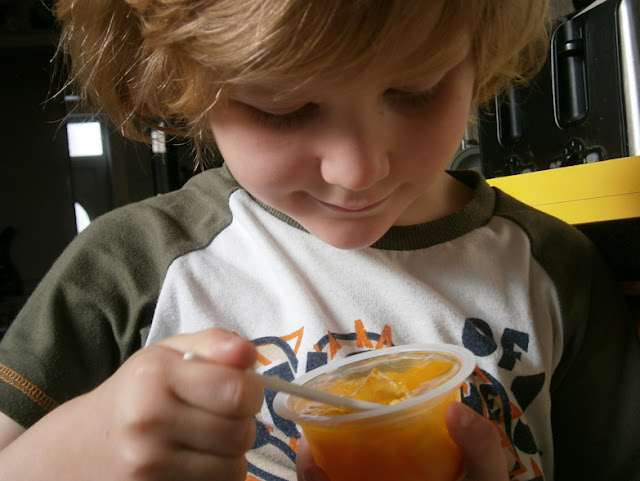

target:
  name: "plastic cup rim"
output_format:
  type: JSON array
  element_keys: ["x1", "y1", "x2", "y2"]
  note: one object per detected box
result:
[{"x1": 273, "y1": 343, "x2": 476, "y2": 425}]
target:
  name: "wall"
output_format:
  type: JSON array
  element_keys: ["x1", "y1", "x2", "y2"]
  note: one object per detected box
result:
[
  {"x1": 0, "y1": 42, "x2": 74, "y2": 296},
  {"x1": 0, "y1": 34, "x2": 156, "y2": 334}
]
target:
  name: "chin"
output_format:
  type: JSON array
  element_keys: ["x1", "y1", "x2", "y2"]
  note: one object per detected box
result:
[{"x1": 311, "y1": 224, "x2": 389, "y2": 250}]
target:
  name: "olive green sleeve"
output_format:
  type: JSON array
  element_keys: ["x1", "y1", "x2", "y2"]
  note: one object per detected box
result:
[
  {"x1": 494, "y1": 188, "x2": 640, "y2": 480},
  {"x1": 0, "y1": 166, "x2": 238, "y2": 428}
]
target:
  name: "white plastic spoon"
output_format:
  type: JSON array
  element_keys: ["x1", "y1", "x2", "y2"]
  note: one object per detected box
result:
[
  {"x1": 250, "y1": 370, "x2": 383, "y2": 412},
  {"x1": 182, "y1": 351, "x2": 382, "y2": 412}
]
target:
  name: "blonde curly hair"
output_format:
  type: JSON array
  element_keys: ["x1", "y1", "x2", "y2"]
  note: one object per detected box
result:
[{"x1": 55, "y1": 0, "x2": 550, "y2": 165}]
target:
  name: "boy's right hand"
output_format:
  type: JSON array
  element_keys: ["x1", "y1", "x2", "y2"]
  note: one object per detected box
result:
[{"x1": 0, "y1": 328, "x2": 264, "y2": 481}]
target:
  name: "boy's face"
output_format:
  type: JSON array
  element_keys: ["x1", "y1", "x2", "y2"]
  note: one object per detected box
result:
[{"x1": 207, "y1": 31, "x2": 475, "y2": 249}]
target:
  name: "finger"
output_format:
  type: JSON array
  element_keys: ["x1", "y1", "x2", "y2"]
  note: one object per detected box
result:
[
  {"x1": 167, "y1": 353, "x2": 264, "y2": 417},
  {"x1": 173, "y1": 451, "x2": 247, "y2": 481},
  {"x1": 296, "y1": 435, "x2": 330, "y2": 481},
  {"x1": 107, "y1": 347, "x2": 259, "y2": 463},
  {"x1": 184, "y1": 452, "x2": 248, "y2": 481},
  {"x1": 177, "y1": 452, "x2": 248, "y2": 481},
  {"x1": 155, "y1": 328, "x2": 257, "y2": 369},
  {"x1": 123, "y1": 445, "x2": 249, "y2": 481},
  {"x1": 171, "y1": 408, "x2": 257, "y2": 456},
  {"x1": 446, "y1": 402, "x2": 509, "y2": 481},
  {"x1": 117, "y1": 384, "x2": 257, "y2": 459}
]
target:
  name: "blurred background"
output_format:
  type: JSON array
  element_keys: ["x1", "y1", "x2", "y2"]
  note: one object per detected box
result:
[{"x1": 0, "y1": 0, "x2": 202, "y2": 337}]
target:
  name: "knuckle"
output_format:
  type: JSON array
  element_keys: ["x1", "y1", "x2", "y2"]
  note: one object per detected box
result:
[
  {"x1": 115, "y1": 353, "x2": 175, "y2": 438},
  {"x1": 117, "y1": 435, "x2": 166, "y2": 479},
  {"x1": 121, "y1": 348, "x2": 172, "y2": 402}
]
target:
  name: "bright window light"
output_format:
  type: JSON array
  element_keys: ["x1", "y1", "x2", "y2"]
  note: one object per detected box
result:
[
  {"x1": 74, "y1": 202, "x2": 91, "y2": 233},
  {"x1": 66, "y1": 121, "x2": 104, "y2": 157},
  {"x1": 151, "y1": 129, "x2": 167, "y2": 154}
]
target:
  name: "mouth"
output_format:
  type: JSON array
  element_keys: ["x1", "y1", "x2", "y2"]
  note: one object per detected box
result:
[{"x1": 316, "y1": 195, "x2": 390, "y2": 214}]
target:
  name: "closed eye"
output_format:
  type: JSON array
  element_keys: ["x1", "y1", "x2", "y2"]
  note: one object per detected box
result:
[
  {"x1": 385, "y1": 84, "x2": 441, "y2": 109},
  {"x1": 247, "y1": 103, "x2": 319, "y2": 130}
]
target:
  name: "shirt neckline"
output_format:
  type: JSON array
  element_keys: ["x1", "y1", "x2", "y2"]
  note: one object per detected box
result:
[{"x1": 242, "y1": 170, "x2": 495, "y2": 251}]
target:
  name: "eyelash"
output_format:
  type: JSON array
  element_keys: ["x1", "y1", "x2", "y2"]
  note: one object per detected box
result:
[
  {"x1": 246, "y1": 83, "x2": 441, "y2": 130},
  {"x1": 248, "y1": 103, "x2": 319, "y2": 130},
  {"x1": 385, "y1": 84, "x2": 441, "y2": 109}
]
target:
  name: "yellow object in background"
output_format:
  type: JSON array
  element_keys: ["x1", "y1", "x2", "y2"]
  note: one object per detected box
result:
[{"x1": 487, "y1": 156, "x2": 640, "y2": 225}]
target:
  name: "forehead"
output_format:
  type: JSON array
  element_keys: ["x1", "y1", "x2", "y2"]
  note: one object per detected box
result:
[{"x1": 229, "y1": 44, "x2": 471, "y2": 105}]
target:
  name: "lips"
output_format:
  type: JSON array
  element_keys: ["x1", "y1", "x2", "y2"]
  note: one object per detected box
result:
[{"x1": 317, "y1": 195, "x2": 389, "y2": 213}]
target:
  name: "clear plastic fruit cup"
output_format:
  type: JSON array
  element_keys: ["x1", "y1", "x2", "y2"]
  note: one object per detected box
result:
[{"x1": 273, "y1": 343, "x2": 476, "y2": 481}]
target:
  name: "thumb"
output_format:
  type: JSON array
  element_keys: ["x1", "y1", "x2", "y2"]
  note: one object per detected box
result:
[
  {"x1": 155, "y1": 328, "x2": 257, "y2": 369},
  {"x1": 446, "y1": 402, "x2": 509, "y2": 481},
  {"x1": 296, "y1": 435, "x2": 330, "y2": 481}
]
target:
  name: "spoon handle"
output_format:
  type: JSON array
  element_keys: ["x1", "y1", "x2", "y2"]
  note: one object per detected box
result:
[
  {"x1": 182, "y1": 351, "x2": 381, "y2": 412},
  {"x1": 251, "y1": 371, "x2": 382, "y2": 412}
]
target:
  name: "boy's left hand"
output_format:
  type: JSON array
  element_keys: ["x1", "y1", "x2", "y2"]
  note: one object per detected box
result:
[
  {"x1": 296, "y1": 401, "x2": 508, "y2": 481},
  {"x1": 446, "y1": 401, "x2": 509, "y2": 481}
]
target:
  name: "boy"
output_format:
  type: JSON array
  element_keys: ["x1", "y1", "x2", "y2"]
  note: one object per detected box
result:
[{"x1": 0, "y1": 1, "x2": 638, "y2": 480}]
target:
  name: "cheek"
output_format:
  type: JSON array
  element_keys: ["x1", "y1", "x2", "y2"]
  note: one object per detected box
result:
[
  {"x1": 211, "y1": 118, "x2": 315, "y2": 191},
  {"x1": 404, "y1": 78, "x2": 473, "y2": 166},
  {"x1": 433, "y1": 74, "x2": 473, "y2": 137}
]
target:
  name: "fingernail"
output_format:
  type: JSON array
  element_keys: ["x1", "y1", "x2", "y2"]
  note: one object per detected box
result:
[{"x1": 216, "y1": 336, "x2": 239, "y2": 353}]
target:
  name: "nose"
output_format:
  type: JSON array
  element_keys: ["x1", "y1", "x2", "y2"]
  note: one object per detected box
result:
[{"x1": 319, "y1": 117, "x2": 391, "y2": 191}]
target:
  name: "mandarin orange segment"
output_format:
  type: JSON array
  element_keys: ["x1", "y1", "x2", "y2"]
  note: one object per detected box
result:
[
  {"x1": 348, "y1": 368, "x2": 408, "y2": 404},
  {"x1": 325, "y1": 357, "x2": 455, "y2": 406}
]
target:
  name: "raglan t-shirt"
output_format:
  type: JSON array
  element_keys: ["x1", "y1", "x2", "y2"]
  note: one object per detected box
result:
[{"x1": 0, "y1": 166, "x2": 638, "y2": 480}]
